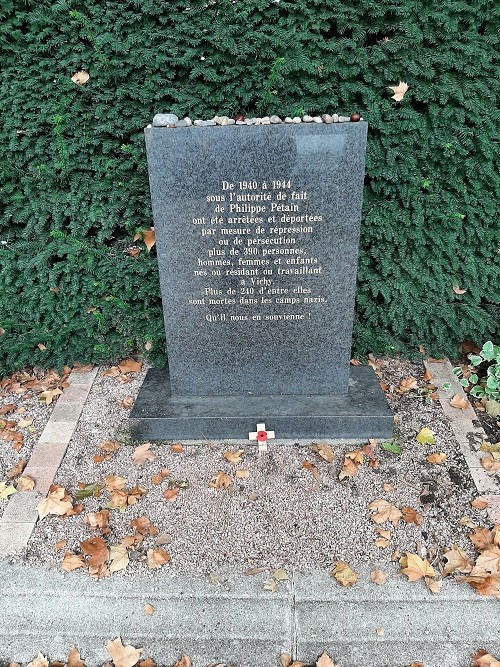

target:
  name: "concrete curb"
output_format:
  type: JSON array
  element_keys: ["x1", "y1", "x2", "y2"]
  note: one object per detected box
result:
[
  {"x1": 0, "y1": 564, "x2": 498, "y2": 667},
  {"x1": 0, "y1": 367, "x2": 98, "y2": 557}
]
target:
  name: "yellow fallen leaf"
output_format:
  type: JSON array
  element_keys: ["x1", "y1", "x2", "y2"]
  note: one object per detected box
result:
[
  {"x1": 400, "y1": 553, "x2": 436, "y2": 581},
  {"x1": 416, "y1": 427, "x2": 435, "y2": 445}
]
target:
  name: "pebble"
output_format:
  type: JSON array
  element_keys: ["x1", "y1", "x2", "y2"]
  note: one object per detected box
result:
[
  {"x1": 270, "y1": 115, "x2": 282, "y2": 123},
  {"x1": 175, "y1": 119, "x2": 187, "y2": 127},
  {"x1": 245, "y1": 118, "x2": 255, "y2": 125},
  {"x1": 193, "y1": 120, "x2": 204, "y2": 126},
  {"x1": 236, "y1": 120, "x2": 245, "y2": 125},
  {"x1": 226, "y1": 118, "x2": 235, "y2": 125},
  {"x1": 284, "y1": 117, "x2": 293, "y2": 123},
  {"x1": 312, "y1": 116, "x2": 323, "y2": 123},
  {"x1": 183, "y1": 117, "x2": 192, "y2": 126},
  {"x1": 205, "y1": 119, "x2": 216, "y2": 126},
  {"x1": 322, "y1": 114, "x2": 333, "y2": 123},
  {"x1": 338, "y1": 116, "x2": 349, "y2": 123},
  {"x1": 215, "y1": 116, "x2": 229, "y2": 125},
  {"x1": 254, "y1": 118, "x2": 261, "y2": 125},
  {"x1": 302, "y1": 115, "x2": 313, "y2": 123},
  {"x1": 152, "y1": 113, "x2": 178, "y2": 127},
  {"x1": 332, "y1": 114, "x2": 339, "y2": 122},
  {"x1": 261, "y1": 117, "x2": 271, "y2": 125},
  {"x1": 292, "y1": 117, "x2": 302, "y2": 123}
]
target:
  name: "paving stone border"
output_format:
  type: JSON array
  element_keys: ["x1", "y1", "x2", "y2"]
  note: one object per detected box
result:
[
  {"x1": 424, "y1": 359, "x2": 500, "y2": 507},
  {"x1": 0, "y1": 367, "x2": 98, "y2": 557}
]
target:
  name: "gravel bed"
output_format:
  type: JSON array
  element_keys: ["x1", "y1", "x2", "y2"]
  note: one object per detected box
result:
[{"x1": 18, "y1": 358, "x2": 493, "y2": 577}]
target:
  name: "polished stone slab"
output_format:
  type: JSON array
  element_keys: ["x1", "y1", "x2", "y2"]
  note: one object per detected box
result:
[{"x1": 129, "y1": 365, "x2": 393, "y2": 441}]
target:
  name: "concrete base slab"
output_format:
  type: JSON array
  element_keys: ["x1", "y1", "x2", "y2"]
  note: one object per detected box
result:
[
  {"x1": 129, "y1": 366, "x2": 393, "y2": 441},
  {"x1": 0, "y1": 564, "x2": 499, "y2": 666}
]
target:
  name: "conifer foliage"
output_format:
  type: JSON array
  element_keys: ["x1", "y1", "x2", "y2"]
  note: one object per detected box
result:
[{"x1": 0, "y1": 0, "x2": 498, "y2": 373}]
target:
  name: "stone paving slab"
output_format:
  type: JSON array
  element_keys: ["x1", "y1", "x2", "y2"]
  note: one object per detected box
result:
[{"x1": 0, "y1": 564, "x2": 499, "y2": 667}]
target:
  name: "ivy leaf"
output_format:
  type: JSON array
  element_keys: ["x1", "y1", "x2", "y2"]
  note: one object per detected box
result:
[{"x1": 381, "y1": 441, "x2": 402, "y2": 455}]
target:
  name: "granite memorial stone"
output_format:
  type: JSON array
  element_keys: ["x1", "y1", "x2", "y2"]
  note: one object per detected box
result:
[{"x1": 130, "y1": 118, "x2": 393, "y2": 440}]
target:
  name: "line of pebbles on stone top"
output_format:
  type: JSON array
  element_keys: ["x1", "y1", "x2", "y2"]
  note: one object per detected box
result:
[{"x1": 151, "y1": 112, "x2": 363, "y2": 127}]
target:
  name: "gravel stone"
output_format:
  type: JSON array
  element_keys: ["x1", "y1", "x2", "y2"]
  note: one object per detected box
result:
[{"x1": 152, "y1": 113, "x2": 178, "y2": 127}]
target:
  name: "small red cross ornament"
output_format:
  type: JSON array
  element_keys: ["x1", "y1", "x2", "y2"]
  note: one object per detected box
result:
[{"x1": 249, "y1": 422, "x2": 275, "y2": 453}]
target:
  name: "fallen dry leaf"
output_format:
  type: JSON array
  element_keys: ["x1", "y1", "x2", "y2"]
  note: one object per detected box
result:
[
  {"x1": 473, "y1": 649, "x2": 500, "y2": 666},
  {"x1": 450, "y1": 394, "x2": 469, "y2": 410},
  {"x1": 339, "y1": 450, "x2": 364, "y2": 480},
  {"x1": 244, "y1": 567, "x2": 267, "y2": 576},
  {"x1": 388, "y1": 80, "x2": 409, "y2": 101},
  {"x1": 84, "y1": 510, "x2": 110, "y2": 531},
  {"x1": 54, "y1": 539, "x2": 67, "y2": 552},
  {"x1": 223, "y1": 448, "x2": 244, "y2": 464},
  {"x1": 134, "y1": 227, "x2": 156, "y2": 252},
  {"x1": 425, "y1": 576, "x2": 443, "y2": 594},
  {"x1": 37, "y1": 484, "x2": 73, "y2": 520},
  {"x1": 39, "y1": 387, "x2": 63, "y2": 405},
  {"x1": 16, "y1": 474, "x2": 35, "y2": 491},
  {"x1": 144, "y1": 603, "x2": 154, "y2": 615},
  {"x1": 398, "y1": 377, "x2": 418, "y2": 392},
  {"x1": 280, "y1": 655, "x2": 291, "y2": 667},
  {"x1": 311, "y1": 443, "x2": 334, "y2": 463},
  {"x1": 209, "y1": 471, "x2": 233, "y2": 490},
  {"x1": 468, "y1": 574, "x2": 500, "y2": 599},
  {"x1": 316, "y1": 653, "x2": 337, "y2": 667},
  {"x1": 71, "y1": 70, "x2": 90, "y2": 85},
  {"x1": 400, "y1": 553, "x2": 436, "y2": 581},
  {"x1": 132, "y1": 443, "x2": 156, "y2": 467},
  {"x1": 401, "y1": 507, "x2": 423, "y2": 525},
  {"x1": 147, "y1": 547, "x2": 170, "y2": 569},
  {"x1": 162, "y1": 488, "x2": 179, "y2": 502},
  {"x1": 26, "y1": 654, "x2": 49, "y2": 667},
  {"x1": 383, "y1": 483, "x2": 395, "y2": 492},
  {"x1": 368, "y1": 499, "x2": 402, "y2": 526},
  {"x1": 472, "y1": 498, "x2": 489, "y2": 510},
  {"x1": 235, "y1": 469, "x2": 249, "y2": 479},
  {"x1": 331, "y1": 561, "x2": 358, "y2": 587},
  {"x1": 120, "y1": 396, "x2": 134, "y2": 409},
  {"x1": 426, "y1": 453, "x2": 447, "y2": 464},
  {"x1": 106, "y1": 637, "x2": 142, "y2": 667},
  {"x1": 263, "y1": 578, "x2": 279, "y2": 592},
  {"x1": 61, "y1": 552, "x2": 86, "y2": 572},
  {"x1": 80, "y1": 536, "x2": 109, "y2": 570},
  {"x1": 172, "y1": 657, "x2": 191, "y2": 667},
  {"x1": 470, "y1": 526, "x2": 496, "y2": 551},
  {"x1": 371, "y1": 569, "x2": 388, "y2": 585},
  {"x1": 453, "y1": 285, "x2": 467, "y2": 295},
  {"x1": 171, "y1": 443, "x2": 184, "y2": 453},
  {"x1": 481, "y1": 454, "x2": 500, "y2": 472},
  {"x1": 66, "y1": 647, "x2": 84, "y2": 667},
  {"x1": 118, "y1": 359, "x2": 142, "y2": 374},
  {"x1": 443, "y1": 545, "x2": 474, "y2": 575},
  {"x1": 302, "y1": 460, "x2": 322, "y2": 483},
  {"x1": 7, "y1": 458, "x2": 26, "y2": 479},
  {"x1": 109, "y1": 543, "x2": 129, "y2": 574}
]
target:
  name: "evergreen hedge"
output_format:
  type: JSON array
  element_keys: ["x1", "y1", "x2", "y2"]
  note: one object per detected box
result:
[{"x1": 1, "y1": 0, "x2": 498, "y2": 374}]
